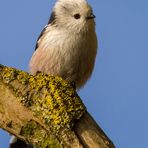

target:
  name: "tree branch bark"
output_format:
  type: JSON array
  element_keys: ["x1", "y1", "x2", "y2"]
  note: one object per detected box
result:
[{"x1": 0, "y1": 64, "x2": 115, "y2": 148}]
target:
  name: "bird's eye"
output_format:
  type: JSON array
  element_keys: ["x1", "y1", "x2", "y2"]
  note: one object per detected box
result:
[{"x1": 74, "y1": 13, "x2": 81, "y2": 19}]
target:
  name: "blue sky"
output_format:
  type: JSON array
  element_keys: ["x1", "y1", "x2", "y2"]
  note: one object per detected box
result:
[{"x1": 0, "y1": 0, "x2": 148, "y2": 147}]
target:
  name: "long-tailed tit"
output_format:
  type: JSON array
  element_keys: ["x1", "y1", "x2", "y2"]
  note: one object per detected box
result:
[{"x1": 29, "y1": 0, "x2": 98, "y2": 89}]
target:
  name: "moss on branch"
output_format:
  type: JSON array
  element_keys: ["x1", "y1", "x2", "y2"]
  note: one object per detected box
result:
[
  {"x1": 0, "y1": 64, "x2": 115, "y2": 148},
  {"x1": 0, "y1": 64, "x2": 86, "y2": 129},
  {"x1": 0, "y1": 64, "x2": 86, "y2": 147}
]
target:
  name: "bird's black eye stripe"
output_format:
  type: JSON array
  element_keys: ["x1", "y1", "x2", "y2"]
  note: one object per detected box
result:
[{"x1": 74, "y1": 13, "x2": 81, "y2": 19}]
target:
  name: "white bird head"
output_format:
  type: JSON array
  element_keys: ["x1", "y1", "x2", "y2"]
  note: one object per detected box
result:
[{"x1": 52, "y1": 0, "x2": 96, "y2": 33}]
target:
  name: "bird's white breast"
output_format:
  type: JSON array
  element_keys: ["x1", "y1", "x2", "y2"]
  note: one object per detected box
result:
[{"x1": 29, "y1": 27, "x2": 97, "y2": 88}]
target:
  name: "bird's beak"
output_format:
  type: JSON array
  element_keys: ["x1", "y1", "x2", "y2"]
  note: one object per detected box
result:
[{"x1": 86, "y1": 13, "x2": 96, "y2": 20}]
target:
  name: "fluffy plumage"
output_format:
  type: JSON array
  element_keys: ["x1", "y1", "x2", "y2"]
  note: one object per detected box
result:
[{"x1": 29, "y1": 0, "x2": 98, "y2": 88}]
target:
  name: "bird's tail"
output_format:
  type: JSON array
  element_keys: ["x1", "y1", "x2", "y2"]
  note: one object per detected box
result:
[{"x1": 10, "y1": 136, "x2": 33, "y2": 148}]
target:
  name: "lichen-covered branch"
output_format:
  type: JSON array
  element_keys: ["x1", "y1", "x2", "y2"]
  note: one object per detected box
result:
[{"x1": 0, "y1": 64, "x2": 115, "y2": 148}]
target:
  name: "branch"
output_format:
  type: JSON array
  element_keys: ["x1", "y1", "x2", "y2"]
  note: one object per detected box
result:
[{"x1": 0, "y1": 64, "x2": 115, "y2": 148}]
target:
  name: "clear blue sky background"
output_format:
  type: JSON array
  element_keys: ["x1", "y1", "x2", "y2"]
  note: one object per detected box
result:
[{"x1": 0, "y1": 0, "x2": 148, "y2": 147}]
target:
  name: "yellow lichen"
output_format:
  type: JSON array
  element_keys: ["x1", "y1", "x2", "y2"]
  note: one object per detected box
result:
[
  {"x1": 20, "y1": 120, "x2": 62, "y2": 148},
  {"x1": 0, "y1": 65, "x2": 86, "y2": 131}
]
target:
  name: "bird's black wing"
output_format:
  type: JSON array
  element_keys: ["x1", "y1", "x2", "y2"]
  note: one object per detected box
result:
[
  {"x1": 35, "y1": 11, "x2": 56, "y2": 50},
  {"x1": 48, "y1": 11, "x2": 56, "y2": 25}
]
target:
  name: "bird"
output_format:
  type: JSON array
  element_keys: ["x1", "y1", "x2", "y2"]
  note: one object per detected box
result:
[
  {"x1": 10, "y1": 0, "x2": 98, "y2": 147},
  {"x1": 29, "y1": 0, "x2": 98, "y2": 89}
]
